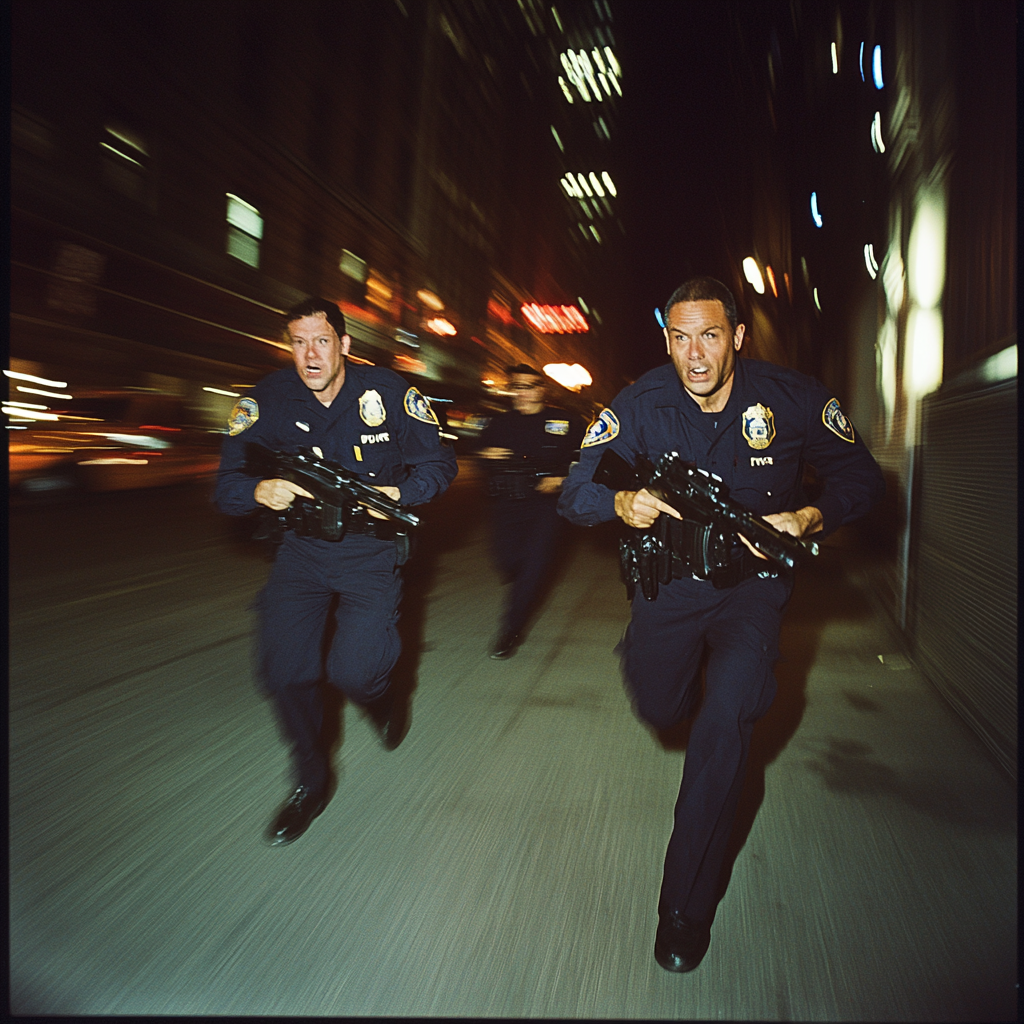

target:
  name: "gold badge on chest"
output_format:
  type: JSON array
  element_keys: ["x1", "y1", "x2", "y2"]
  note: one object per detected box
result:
[
  {"x1": 741, "y1": 402, "x2": 776, "y2": 450},
  {"x1": 358, "y1": 389, "x2": 387, "y2": 427}
]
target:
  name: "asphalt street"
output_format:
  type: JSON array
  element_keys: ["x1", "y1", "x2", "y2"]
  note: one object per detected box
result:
[{"x1": 9, "y1": 462, "x2": 1018, "y2": 1020}]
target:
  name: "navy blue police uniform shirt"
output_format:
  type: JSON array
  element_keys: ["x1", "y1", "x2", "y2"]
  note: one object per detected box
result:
[
  {"x1": 215, "y1": 362, "x2": 458, "y2": 516},
  {"x1": 558, "y1": 357, "x2": 884, "y2": 535},
  {"x1": 479, "y1": 406, "x2": 584, "y2": 488}
]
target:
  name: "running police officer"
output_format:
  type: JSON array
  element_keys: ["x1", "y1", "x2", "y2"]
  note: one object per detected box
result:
[
  {"x1": 558, "y1": 277, "x2": 884, "y2": 972},
  {"x1": 478, "y1": 364, "x2": 583, "y2": 658},
  {"x1": 216, "y1": 297, "x2": 457, "y2": 846}
]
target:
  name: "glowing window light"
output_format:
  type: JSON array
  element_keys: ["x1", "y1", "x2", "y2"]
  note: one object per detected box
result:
[
  {"x1": 883, "y1": 243, "x2": 905, "y2": 314},
  {"x1": 17, "y1": 385, "x2": 73, "y2": 399},
  {"x1": 863, "y1": 243, "x2": 879, "y2": 279},
  {"x1": 589, "y1": 172, "x2": 605, "y2": 197},
  {"x1": 654, "y1": 307, "x2": 665, "y2": 328},
  {"x1": 521, "y1": 304, "x2": 589, "y2": 333},
  {"x1": 601, "y1": 171, "x2": 617, "y2": 196},
  {"x1": 551, "y1": 125, "x2": 564, "y2": 151},
  {"x1": 543, "y1": 363, "x2": 592, "y2": 390},
  {"x1": 592, "y1": 48, "x2": 606, "y2": 72},
  {"x1": 576, "y1": 173, "x2": 593, "y2": 197},
  {"x1": 872, "y1": 45, "x2": 883, "y2": 89},
  {"x1": 871, "y1": 111, "x2": 886, "y2": 153},
  {"x1": 813, "y1": 287, "x2": 822, "y2": 311},
  {"x1": 551, "y1": 6, "x2": 562, "y2": 32},
  {"x1": 424, "y1": 317, "x2": 456, "y2": 336},
  {"x1": 4, "y1": 369, "x2": 68, "y2": 388},
  {"x1": 560, "y1": 177, "x2": 576, "y2": 197},
  {"x1": 742, "y1": 257, "x2": 765, "y2": 294},
  {"x1": 590, "y1": 225, "x2": 601, "y2": 243},
  {"x1": 203, "y1": 386, "x2": 241, "y2": 397},
  {"x1": 906, "y1": 307, "x2": 943, "y2": 395},
  {"x1": 609, "y1": 73, "x2": 622, "y2": 96},
  {"x1": 578, "y1": 50, "x2": 601, "y2": 98},
  {"x1": 579, "y1": 198, "x2": 593, "y2": 219},
  {"x1": 859, "y1": 42, "x2": 865, "y2": 81},
  {"x1": 810, "y1": 191, "x2": 823, "y2": 228},
  {"x1": 831, "y1": 42, "x2": 839, "y2": 74},
  {"x1": 598, "y1": 72, "x2": 611, "y2": 95},
  {"x1": 558, "y1": 76, "x2": 575, "y2": 103},
  {"x1": 765, "y1": 265, "x2": 778, "y2": 297},
  {"x1": 226, "y1": 193, "x2": 263, "y2": 239},
  {"x1": 604, "y1": 47, "x2": 620, "y2": 77},
  {"x1": 577, "y1": 296, "x2": 590, "y2": 313},
  {"x1": 562, "y1": 51, "x2": 592, "y2": 102}
]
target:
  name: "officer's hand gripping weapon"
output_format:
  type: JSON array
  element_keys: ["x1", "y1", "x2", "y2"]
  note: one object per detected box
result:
[
  {"x1": 245, "y1": 443, "x2": 420, "y2": 527},
  {"x1": 594, "y1": 448, "x2": 819, "y2": 599}
]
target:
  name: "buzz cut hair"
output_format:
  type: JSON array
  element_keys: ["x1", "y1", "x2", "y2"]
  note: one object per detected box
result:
[
  {"x1": 284, "y1": 296, "x2": 348, "y2": 341},
  {"x1": 506, "y1": 363, "x2": 544, "y2": 380},
  {"x1": 663, "y1": 277, "x2": 739, "y2": 333}
]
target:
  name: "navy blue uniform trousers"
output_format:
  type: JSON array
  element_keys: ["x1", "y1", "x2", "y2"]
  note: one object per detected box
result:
[
  {"x1": 490, "y1": 495, "x2": 563, "y2": 638},
  {"x1": 623, "y1": 571, "x2": 793, "y2": 924},
  {"x1": 256, "y1": 531, "x2": 402, "y2": 794}
]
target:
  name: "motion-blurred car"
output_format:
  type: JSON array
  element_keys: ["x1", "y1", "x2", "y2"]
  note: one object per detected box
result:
[{"x1": 7, "y1": 391, "x2": 222, "y2": 497}]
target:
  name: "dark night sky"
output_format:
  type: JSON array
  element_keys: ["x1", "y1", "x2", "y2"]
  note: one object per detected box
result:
[{"x1": 616, "y1": 1, "x2": 753, "y2": 380}]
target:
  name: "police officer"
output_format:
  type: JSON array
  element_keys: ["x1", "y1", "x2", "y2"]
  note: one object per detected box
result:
[
  {"x1": 558, "y1": 277, "x2": 884, "y2": 972},
  {"x1": 216, "y1": 297, "x2": 457, "y2": 846},
  {"x1": 478, "y1": 364, "x2": 583, "y2": 658}
]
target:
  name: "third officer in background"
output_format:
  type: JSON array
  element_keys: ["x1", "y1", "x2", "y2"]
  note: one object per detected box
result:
[{"x1": 478, "y1": 364, "x2": 584, "y2": 659}]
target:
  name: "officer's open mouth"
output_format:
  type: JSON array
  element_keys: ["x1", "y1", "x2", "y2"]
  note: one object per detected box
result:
[{"x1": 688, "y1": 367, "x2": 710, "y2": 381}]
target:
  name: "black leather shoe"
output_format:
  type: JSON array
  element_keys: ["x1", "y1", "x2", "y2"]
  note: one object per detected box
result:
[
  {"x1": 265, "y1": 785, "x2": 327, "y2": 846},
  {"x1": 365, "y1": 692, "x2": 407, "y2": 751},
  {"x1": 654, "y1": 910, "x2": 711, "y2": 973},
  {"x1": 489, "y1": 633, "x2": 520, "y2": 659}
]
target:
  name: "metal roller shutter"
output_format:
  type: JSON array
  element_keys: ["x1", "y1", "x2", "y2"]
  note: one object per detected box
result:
[{"x1": 909, "y1": 380, "x2": 1017, "y2": 779}]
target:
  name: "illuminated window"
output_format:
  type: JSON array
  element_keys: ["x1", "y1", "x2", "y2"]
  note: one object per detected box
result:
[{"x1": 226, "y1": 194, "x2": 263, "y2": 268}]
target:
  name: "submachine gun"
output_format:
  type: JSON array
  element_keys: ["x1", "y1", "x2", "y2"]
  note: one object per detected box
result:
[
  {"x1": 245, "y1": 443, "x2": 419, "y2": 550},
  {"x1": 485, "y1": 452, "x2": 574, "y2": 500},
  {"x1": 594, "y1": 449, "x2": 819, "y2": 600}
]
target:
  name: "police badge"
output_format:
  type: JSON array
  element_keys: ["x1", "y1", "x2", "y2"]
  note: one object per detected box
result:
[
  {"x1": 741, "y1": 403, "x2": 775, "y2": 450},
  {"x1": 404, "y1": 387, "x2": 439, "y2": 425},
  {"x1": 228, "y1": 397, "x2": 259, "y2": 436},
  {"x1": 358, "y1": 389, "x2": 387, "y2": 427},
  {"x1": 822, "y1": 397, "x2": 855, "y2": 442},
  {"x1": 581, "y1": 408, "x2": 619, "y2": 448}
]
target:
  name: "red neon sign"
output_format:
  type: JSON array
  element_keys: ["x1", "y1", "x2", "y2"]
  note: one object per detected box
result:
[{"x1": 521, "y1": 303, "x2": 589, "y2": 334}]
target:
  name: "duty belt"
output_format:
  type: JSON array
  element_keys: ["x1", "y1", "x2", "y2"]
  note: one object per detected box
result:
[{"x1": 620, "y1": 515, "x2": 783, "y2": 600}]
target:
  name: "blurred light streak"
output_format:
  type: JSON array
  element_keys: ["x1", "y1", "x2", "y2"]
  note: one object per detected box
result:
[
  {"x1": 810, "y1": 192, "x2": 823, "y2": 228},
  {"x1": 100, "y1": 142, "x2": 143, "y2": 167},
  {"x1": 906, "y1": 307, "x2": 943, "y2": 395},
  {"x1": 558, "y1": 76, "x2": 575, "y2": 102},
  {"x1": 765, "y1": 265, "x2": 778, "y2": 297},
  {"x1": 4, "y1": 407, "x2": 59, "y2": 421},
  {"x1": 576, "y1": 173, "x2": 593, "y2": 196},
  {"x1": 550, "y1": 125, "x2": 564, "y2": 151},
  {"x1": 589, "y1": 172, "x2": 605, "y2": 197},
  {"x1": 981, "y1": 345, "x2": 1017, "y2": 382},
  {"x1": 859, "y1": 42, "x2": 865, "y2": 81},
  {"x1": 521, "y1": 304, "x2": 588, "y2": 333},
  {"x1": 742, "y1": 257, "x2": 765, "y2": 294},
  {"x1": 883, "y1": 242, "x2": 906, "y2": 314},
  {"x1": 577, "y1": 297, "x2": 589, "y2": 313},
  {"x1": 417, "y1": 289, "x2": 444, "y2": 311},
  {"x1": 873, "y1": 45, "x2": 883, "y2": 89},
  {"x1": 863, "y1": 243, "x2": 879, "y2": 279},
  {"x1": 225, "y1": 194, "x2": 263, "y2": 239},
  {"x1": 543, "y1": 363, "x2": 592, "y2": 390},
  {"x1": 908, "y1": 193, "x2": 946, "y2": 308},
  {"x1": 813, "y1": 287, "x2": 822, "y2": 310},
  {"x1": 876, "y1": 317, "x2": 898, "y2": 438},
  {"x1": 5, "y1": 370, "x2": 68, "y2": 388},
  {"x1": 79, "y1": 458, "x2": 150, "y2": 465},
  {"x1": 871, "y1": 111, "x2": 886, "y2": 153},
  {"x1": 589, "y1": 225, "x2": 601, "y2": 243},
  {"x1": 17, "y1": 386, "x2": 73, "y2": 399},
  {"x1": 831, "y1": 42, "x2": 839, "y2": 74},
  {"x1": 6, "y1": 401, "x2": 49, "y2": 409},
  {"x1": 601, "y1": 171, "x2": 617, "y2": 196},
  {"x1": 202, "y1": 387, "x2": 240, "y2": 397},
  {"x1": 423, "y1": 317, "x2": 456, "y2": 336},
  {"x1": 654, "y1": 307, "x2": 665, "y2": 328}
]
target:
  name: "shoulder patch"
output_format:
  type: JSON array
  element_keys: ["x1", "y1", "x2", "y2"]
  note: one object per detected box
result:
[
  {"x1": 227, "y1": 397, "x2": 259, "y2": 436},
  {"x1": 359, "y1": 389, "x2": 387, "y2": 427},
  {"x1": 404, "y1": 387, "x2": 439, "y2": 425},
  {"x1": 822, "y1": 397, "x2": 855, "y2": 443},
  {"x1": 545, "y1": 419, "x2": 570, "y2": 435},
  {"x1": 581, "y1": 408, "x2": 619, "y2": 448}
]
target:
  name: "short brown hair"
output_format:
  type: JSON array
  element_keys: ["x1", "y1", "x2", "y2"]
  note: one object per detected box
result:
[
  {"x1": 664, "y1": 277, "x2": 738, "y2": 332},
  {"x1": 285, "y1": 296, "x2": 348, "y2": 339}
]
